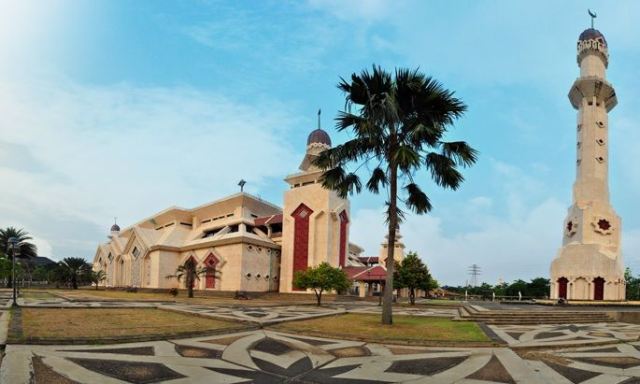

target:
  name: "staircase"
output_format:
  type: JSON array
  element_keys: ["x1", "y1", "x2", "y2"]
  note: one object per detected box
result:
[{"x1": 459, "y1": 305, "x2": 615, "y2": 325}]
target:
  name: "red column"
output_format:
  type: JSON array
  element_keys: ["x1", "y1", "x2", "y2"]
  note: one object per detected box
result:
[
  {"x1": 292, "y1": 204, "x2": 313, "y2": 290},
  {"x1": 339, "y1": 211, "x2": 349, "y2": 267}
]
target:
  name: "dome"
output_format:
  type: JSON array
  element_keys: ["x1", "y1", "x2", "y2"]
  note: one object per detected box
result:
[
  {"x1": 110, "y1": 223, "x2": 121, "y2": 232},
  {"x1": 307, "y1": 128, "x2": 331, "y2": 146},
  {"x1": 579, "y1": 28, "x2": 607, "y2": 46}
]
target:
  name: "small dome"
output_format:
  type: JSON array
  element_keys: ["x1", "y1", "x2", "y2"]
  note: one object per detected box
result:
[
  {"x1": 110, "y1": 223, "x2": 120, "y2": 232},
  {"x1": 307, "y1": 129, "x2": 331, "y2": 146},
  {"x1": 579, "y1": 28, "x2": 607, "y2": 46}
]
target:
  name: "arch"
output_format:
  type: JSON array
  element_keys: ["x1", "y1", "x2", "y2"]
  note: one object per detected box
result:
[
  {"x1": 114, "y1": 255, "x2": 124, "y2": 286},
  {"x1": 593, "y1": 277, "x2": 605, "y2": 300},
  {"x1": 557, "y1": 277, "x2": 568, "y2": 299},
  {"x1": 142, "y1": 254, "x2": 152, "y2": 287},
  {"x1": 183, "y1": 256, "x2": 198, "y2": 289},
  {"x1": 204, "y1": 253, "x2": 219, "y2": 289}
]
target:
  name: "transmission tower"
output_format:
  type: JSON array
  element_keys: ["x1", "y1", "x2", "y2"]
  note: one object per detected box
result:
[{"x1": 468, "y1": 264, "x2": 481, "y2": 287}]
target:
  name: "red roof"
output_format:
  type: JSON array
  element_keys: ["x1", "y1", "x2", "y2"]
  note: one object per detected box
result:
[
  {"x1": 343, "y1": 265, "x2": 387, "y2": 282},
  {"x1": 254, "y1": 214, "x2": 283, "y2": 226}
]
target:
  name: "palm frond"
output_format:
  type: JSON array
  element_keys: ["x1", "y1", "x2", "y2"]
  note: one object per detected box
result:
[
  {"x1": 440, "y1": 141, "x2": 479, "y2": 167},
  {"x1": 404, "y1": 183, "x2": 432, "y2": 214},
  {"x1": 366, "y1": 167, "x2": 387, "y2": 193},
  {"x1": 425, "y1": 152, "x2": 464, "y2": 190}
]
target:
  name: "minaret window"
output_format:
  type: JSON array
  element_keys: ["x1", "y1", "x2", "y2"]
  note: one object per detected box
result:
[
  {"x1": 596, "y1": 156, "x2": 604, "y2": 163},
  {"x1": 597, "y1": 121, "x2": 605, "y2": 128},
  {"x1": 577, "y1": 124, "x2": 582, "y2": 131},
  {"x1": 597, "y1": 219, "x2": 611, "y2": 231},
  {"x1": 596, "y1": 139, "x2": 605, "y2": 145}
]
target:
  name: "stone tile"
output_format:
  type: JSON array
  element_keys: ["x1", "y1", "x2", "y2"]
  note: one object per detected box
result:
[
  {"x1": 57, "y1": 346, "x2": 155, "y2": 356},
  {"x1": 466, "y1": 355, "x2": 516, "y2": 384},
  {"x1": 68, "y1": 358, "x2": 185, "y2": 384},
  {"x1": 544, "y1": 361, "x2": 600, "y2": 383},
  {"x1": 32, "y1": 356, "x2": 80, "y2": 384},
  {"x1": 386, "y1": 356, "x2": 467, "y2": 376}
]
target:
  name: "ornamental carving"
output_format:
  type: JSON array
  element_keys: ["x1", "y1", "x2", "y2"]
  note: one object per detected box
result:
[
  {"x1": 565, "y1": 220, "x2": 578, "y2": 237},
  {"x1": 592, "y1": 217, "x2": 613, "y2": 235}
]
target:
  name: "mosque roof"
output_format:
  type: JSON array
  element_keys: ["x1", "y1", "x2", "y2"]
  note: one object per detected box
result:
[
  {"x1": 110, "y1": 223, "x2": 121, "y2": 232},
  {"x1": 579, "y1": 28, "x2": 607, "y2": 45},
  {"x1": 307, "y1": 128, "x2": 331, "y2": 146}
]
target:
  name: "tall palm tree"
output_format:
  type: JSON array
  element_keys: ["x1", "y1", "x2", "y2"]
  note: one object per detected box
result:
[
  {"x1": 59, "y1": 257, "x2": 92, "y2": 289},
  {"x1": 314, "y1": 66, "x2": 478, "y2": 324},
  {"x1": 165, "y1": 259, "x2": 208, "y2": 298},
  {"x1": 0, "y1": 227, "x2": 38, "y2": 288}
]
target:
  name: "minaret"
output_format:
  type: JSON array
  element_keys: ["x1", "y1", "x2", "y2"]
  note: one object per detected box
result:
[
  {"x1": 550, "y1": 17, "x2": 625, "y2": 301},
  {"x1": 280, "y1": 111, "x2": 350, "y2": 293}
]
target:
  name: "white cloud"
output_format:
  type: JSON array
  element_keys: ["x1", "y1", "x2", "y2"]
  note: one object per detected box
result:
[{"x1": 0, "y1": 77, "x2": 301, "y2": 260}]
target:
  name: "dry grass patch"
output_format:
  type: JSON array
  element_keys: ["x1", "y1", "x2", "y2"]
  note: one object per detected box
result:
[
  {"x1": 271, "y1": 313, "x2": 490, "y2": 344},
  {"x1": 54, "y1": 289, "x2": 322, "y2": 306},
  {"x1": 19, "y1": 308, "x2": 240, "y2": 341}
]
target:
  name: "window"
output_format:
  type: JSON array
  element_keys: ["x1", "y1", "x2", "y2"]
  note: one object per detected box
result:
[
  {"x1": 108, "y1": 253, "x2": 113, "y2": 262},
  {"x1": 132, "y1": 247, "x2": 140, "y2": 258}
]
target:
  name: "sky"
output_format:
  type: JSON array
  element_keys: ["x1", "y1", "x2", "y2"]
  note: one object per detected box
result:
[{"x1": 1, "y1": 0, "x2": 639, "y2": 286}]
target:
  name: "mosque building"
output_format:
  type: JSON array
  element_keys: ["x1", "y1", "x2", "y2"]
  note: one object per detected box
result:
[
  {"x1": 92, "y1": 125, "x2": 404, "y2": 294},
  {"x1": 549, "y1": 22, "x2": 625, "y2": 300}
]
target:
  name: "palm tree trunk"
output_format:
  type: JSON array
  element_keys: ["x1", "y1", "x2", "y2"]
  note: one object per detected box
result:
[{"x1": 382, "y1": 164, "x2": 398, "y2": 325}]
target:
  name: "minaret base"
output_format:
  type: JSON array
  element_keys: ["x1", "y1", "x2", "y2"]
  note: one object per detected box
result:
[{"x1": 550, "y1": 244, "x2": 625, "y2": 300}]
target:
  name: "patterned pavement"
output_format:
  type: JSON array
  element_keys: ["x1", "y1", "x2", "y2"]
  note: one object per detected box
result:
[
  {"x1": 489, "y1": 323, "x2": 640, "y2": 348},
  {"x1": 8, "y1": 329, "x2": 640, "y2": 383},
  {"x1": 6, "y1": 295, "x2": 640, "y2": 382}
]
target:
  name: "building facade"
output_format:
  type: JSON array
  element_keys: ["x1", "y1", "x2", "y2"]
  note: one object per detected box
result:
[
  {"x1": 93, "y1": 126, "x2": 388, "y2": 293},
  {"x1": 549, "y1": 26, "x2": 625, "y2": 300}
]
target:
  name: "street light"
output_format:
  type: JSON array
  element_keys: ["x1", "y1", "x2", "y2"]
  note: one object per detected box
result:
[{"x1": 7, "y1": 237, "x2": 19, "y2": 307}]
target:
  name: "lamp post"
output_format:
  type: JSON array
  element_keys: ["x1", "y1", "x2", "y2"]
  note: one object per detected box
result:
[{"x1": 7, "y1": 237, "x2": 19, "y2": 307}]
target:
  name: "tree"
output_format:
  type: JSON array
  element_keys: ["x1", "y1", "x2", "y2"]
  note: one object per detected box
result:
[
  {"x1": 165, "y1": 258, "x2": 208, "y2": 298},
  {"x1": 314, "y1": 66, "x2": 477, "y2": 324},
  {"x1": 625, "y1": 268, "x2": 640, "y2": 300},
  {"x1": 395, "y1": 252, "x2": 432, "y2": 305},
  {"x1": 58, "y1": 257, "x2": 92, "y2": 289},
  {"x1": 0, "y1": 227, "x2": 38, "y2": 288},
  {"x1": 91, "y1": 270, "x2": 107, "y2": 290},
  {"x1": 293, "y1": 262, "x2": 351, "y2": 306}
]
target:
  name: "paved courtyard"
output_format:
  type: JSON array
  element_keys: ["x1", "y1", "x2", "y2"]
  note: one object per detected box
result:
[
  {"x1": 4, "y1": 295, "x2": 640, "y2": 383},
  {"x1": 7, "y1": 328, "x2": 640, "y2": 383}
]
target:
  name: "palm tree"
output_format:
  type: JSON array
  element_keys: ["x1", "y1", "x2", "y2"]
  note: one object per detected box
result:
[
  {"x1": 314, "y1": 66, "x2": 477, "y2": 324},
  {"x1": 59, "y1": 257, "x2": 92, "y2": 289},
  {"x1": 91, "y1": 270, "x2": 107, "y2": 290},
  {"x1": 0, "y1": 227, "x2": 38, "y2": 288},
  {"x1": 165, "y1": 259, "x2": 208, "y2": 298}
]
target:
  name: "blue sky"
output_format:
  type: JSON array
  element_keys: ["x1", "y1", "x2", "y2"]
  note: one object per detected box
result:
[{"x1": 1, "y1": 0, "x2": 639, "y2": 286}]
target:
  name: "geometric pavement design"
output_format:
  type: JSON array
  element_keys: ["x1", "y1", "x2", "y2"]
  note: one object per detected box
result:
[
  {"x1": 6, "y1": 329, "x2": 640, "y2": 383},
  {"x1": 489, "y1": 322, "x2": 640, "y2": 348}
]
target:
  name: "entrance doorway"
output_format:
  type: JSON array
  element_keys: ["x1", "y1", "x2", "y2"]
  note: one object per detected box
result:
[
  {"x1": 593, "y1": 277, "x2": 605, "y2": 300},
  {"x1": 558, "y1": 277, "x2": 568, "y2": 299}
]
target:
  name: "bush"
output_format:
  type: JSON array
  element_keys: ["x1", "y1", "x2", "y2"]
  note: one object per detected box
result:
[{"x1": 169, "y1": 288, "x2": 178, "y2": 297}]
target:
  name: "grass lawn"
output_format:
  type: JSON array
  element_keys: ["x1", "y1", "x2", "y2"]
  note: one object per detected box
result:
[
  {"x1": 271, "y1": 313, "x2": 490, "y2": 345},
  {"x1": 17, "y1": 308, "x2": 243, "y2": 342},
  {"x1": 21, "y1": 290, "x2": 58, "y2": 299},
  {"x1": 51, "y1": 289, "x2": 324, "y2": 306}
]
